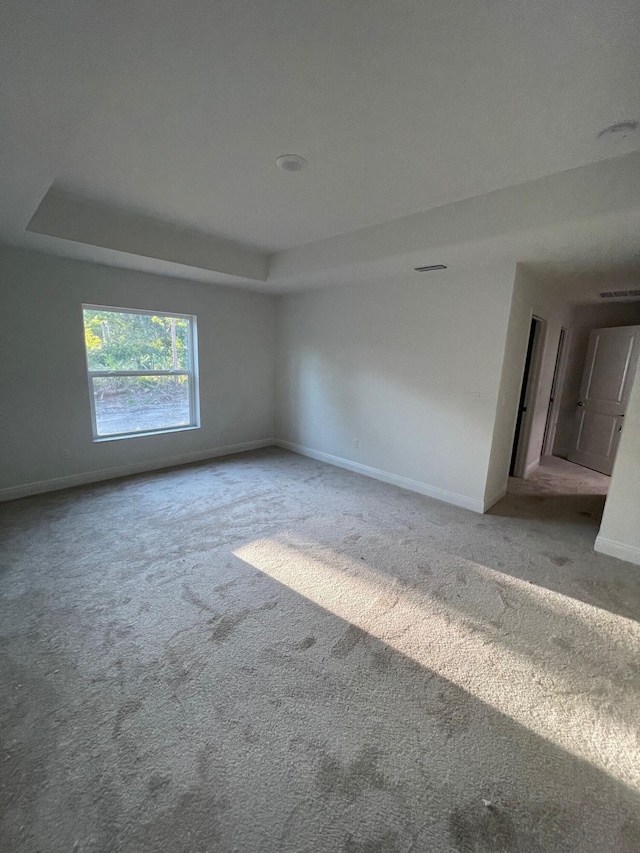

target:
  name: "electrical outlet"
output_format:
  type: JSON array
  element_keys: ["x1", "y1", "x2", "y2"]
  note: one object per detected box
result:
[
  {"x1": 352, "y1": 439, "x2": 359, "y2": 448},
  {"x1": 60, "y1": 448, "x2": 71, "y2": 461}
]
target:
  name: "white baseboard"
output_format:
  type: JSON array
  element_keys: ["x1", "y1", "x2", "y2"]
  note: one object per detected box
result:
[
  {"x1": 0, "y1": 438, "x2": 275, "y2": 503},
  {"x1": 483, "y1": 484, "x2": 508, "y2": 512},
  {"x1": 524, "y1": 458, "x2": 540, "y2": 478},
  {"x1": 594, "y1": 535, "x2": 640, "y2": 566},
  {"x1": 275, "y1": 439, "x2": 484, "y2": 513}
]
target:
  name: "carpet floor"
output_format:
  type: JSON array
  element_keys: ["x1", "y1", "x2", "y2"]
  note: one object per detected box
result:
[{"x1": 1, "y1": 448, "x2": 639, "y2": 853}]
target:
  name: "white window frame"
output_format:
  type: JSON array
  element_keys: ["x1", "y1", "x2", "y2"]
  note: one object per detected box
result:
[{"x1": 82, "y1": 303, "x2": 200, "y2": 441}]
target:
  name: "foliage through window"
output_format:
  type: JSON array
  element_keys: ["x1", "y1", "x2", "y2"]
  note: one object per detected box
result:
[{"x1": 82, "y1": 305, "x2": 199, "y2": 439}]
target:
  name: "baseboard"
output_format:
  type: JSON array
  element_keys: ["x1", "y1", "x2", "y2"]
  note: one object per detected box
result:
[
  {"x1": 524, "y1": 458, "x2": 540, "y2": 478},
  {"x1": 483, "y1": 484, "x2": 508, "y2": 512},
  {"x1": 594, "y1": 535, "x2": 640, "y2": 566},
  {"x1": 0, "y1": 438, "x2": 275, "y2": 503},
  {"x1": 275, "y1": 439, "x2": 484, "y2": 513}
]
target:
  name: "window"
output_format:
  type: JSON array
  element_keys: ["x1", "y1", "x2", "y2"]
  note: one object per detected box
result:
[{"x1": 82, "y1": 305, "x2": 199, "y2": 440}]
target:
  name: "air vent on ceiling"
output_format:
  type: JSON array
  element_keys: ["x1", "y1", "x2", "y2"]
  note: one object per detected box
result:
[
  {"x1": 599, "y1": 289, "x2": 640, "y2": 299},
  {"x1": 414, "y1": 264, "x2": 447, "y2": 272}
]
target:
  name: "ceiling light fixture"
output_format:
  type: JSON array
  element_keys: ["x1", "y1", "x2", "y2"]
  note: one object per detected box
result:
[
  {"x1": 414, "y1": 264, "x2": 447, "y2": 272},
  {"x1": 597, "y1": 120, "x2": 638, "y2": 140},
  {"x1": 276, "y1": 154, "x2": 308, "y2": 172}
]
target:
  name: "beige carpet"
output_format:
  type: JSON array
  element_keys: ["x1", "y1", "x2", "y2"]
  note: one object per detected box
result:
[
  {"x1": 508, "y1": 455, "x2": 610, "y2": 497},
  {"x1": 491, "y1": 456, "x2": 610, "y2": 527},
  {"x1": 1, "y1": 448, "x2": 639, "y2": 852}
]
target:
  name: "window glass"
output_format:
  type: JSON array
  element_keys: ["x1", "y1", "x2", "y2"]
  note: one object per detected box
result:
[
  {"x1": 84, "y1": 309, "x2": 190, "y2": 372},
  {"x1": 82, "y1": 306, "x2": 199, "y2": 440}
]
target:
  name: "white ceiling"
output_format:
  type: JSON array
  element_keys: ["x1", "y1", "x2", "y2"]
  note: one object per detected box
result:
[{"x1": 1, "y1": 0, "x2": 640, "y2": 291}]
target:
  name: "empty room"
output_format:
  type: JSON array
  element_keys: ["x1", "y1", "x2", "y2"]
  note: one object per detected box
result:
[{"x1": 1, "y1": 2, "x2": 640, "y2": 852}]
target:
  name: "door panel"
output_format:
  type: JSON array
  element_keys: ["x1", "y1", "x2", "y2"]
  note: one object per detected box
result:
[
  {"x1": 584, "y1": 335, "x2": 634, "y2": 402},
  {"x1": 568, "y1": 325, "x2": 640, "y2": 475},
  {"x1": 575, "y1": 411, "x2": 617, "y2": 457}
]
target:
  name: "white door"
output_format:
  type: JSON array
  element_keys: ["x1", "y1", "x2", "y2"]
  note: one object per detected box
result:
[{"x1": 568, "y1": 325, "x2": 640, "y2": 475}]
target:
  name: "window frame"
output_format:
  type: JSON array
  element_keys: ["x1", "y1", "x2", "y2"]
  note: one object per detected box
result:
[{"x1": 82, "y1": 303, "x2": 200, "y2": 442}]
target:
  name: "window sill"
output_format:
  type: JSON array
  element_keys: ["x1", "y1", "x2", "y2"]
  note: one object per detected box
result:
[{"x1": 93, "y1": 424, "x2": 201, "y2": 443}]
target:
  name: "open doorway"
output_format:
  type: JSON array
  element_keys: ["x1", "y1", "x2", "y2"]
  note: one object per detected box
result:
[
  {"x1": 496, "y1": 321, "x2": 640, "y2": 527},
  {"x1": 509, "y1": 315, "x2": 545, "y2": 478},
  {"x1": 487, "y1": 285, "x2": 640, "y2": 557}
]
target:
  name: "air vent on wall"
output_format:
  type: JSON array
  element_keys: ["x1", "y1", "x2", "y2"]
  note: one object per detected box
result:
[
  {"x1": 599, "y1": 289, "x2": 640, "y2": 299},
  {"x1": 414, "y1": 264, "x2": 447, "y2": 272}
]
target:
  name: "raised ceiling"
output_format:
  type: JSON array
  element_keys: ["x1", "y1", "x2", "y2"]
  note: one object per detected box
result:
[{"x1": 2, "y1": 0, "x2": 640, "y2": 290}]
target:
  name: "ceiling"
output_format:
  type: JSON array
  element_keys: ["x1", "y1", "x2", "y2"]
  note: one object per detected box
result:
[{"x1": 2, "y1": 0, "x2": 640, "y2": 292}]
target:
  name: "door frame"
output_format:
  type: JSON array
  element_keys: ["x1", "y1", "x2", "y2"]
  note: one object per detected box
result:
[
  {"x1": 542, "y1": 326, "x2": 569, "y2": 456},
  {"x1": 510, "y1": 315, "x2": 547, "y2": 478}
]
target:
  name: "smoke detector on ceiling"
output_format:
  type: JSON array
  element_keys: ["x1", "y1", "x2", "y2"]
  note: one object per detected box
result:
[{"x1": 276, "y1": 154, "x2": 308, "y2": 172}]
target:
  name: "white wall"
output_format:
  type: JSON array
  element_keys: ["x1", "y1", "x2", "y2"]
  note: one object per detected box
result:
[
  {"x1": 484, "y1": 265, "x2": 573, "y2": 503},
  {"x1": 0, "y1": 246, "x2": 276, "y2": 498},
  {"x1": 595, "y1": 361, "x2": 640, "y2": 565},
  {"x1": 275, "y1": 267, "x2": 517, "y2": 512},
  {"x1": 553, "y1": 300, "x2": 640, "y2": 458}
]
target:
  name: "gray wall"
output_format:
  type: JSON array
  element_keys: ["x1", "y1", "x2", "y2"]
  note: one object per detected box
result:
[
  {"x1": 276, "y1": 266, "x2": 516, "y2": 512},
  {"x1": 553, "y1": 301, "x2": 640, "y2": 457},
  {"x1": 0, "y1": 246, "x2": 276, "y2": 496}
]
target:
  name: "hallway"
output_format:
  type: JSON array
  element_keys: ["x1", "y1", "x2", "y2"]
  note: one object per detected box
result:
[
  {"x1": 491, "y1": 456, "x2": 610, "y2": 526},
  {"x1": 508, "y1": 456, "x2": 610, "y2": 498}
]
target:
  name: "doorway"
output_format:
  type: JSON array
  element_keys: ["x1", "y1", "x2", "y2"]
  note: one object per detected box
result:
[
  {"x1": 509, "y1": 316, "x2": 545, "y2": 477},
  {"x1": 497, "y1": 322, "x2": 640, "y2": 529}
]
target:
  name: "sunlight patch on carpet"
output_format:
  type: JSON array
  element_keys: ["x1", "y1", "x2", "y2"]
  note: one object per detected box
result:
[{"x1": 234, "y1": 534, "x2": 640, "y2": 791}]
